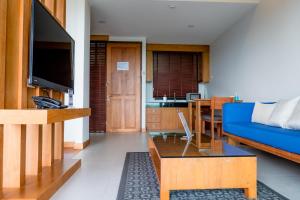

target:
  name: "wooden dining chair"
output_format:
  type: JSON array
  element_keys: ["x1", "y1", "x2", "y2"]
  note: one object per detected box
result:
[{"x1": 202, "y1": 96, "x2": 234, "y2": 141}]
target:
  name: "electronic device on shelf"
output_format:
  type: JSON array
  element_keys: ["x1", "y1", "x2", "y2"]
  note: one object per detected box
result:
[
  {"x1": 32, "y1": 96, "x2": 68, "y2": 109},
  {"x1": 28, "y1": 0, "x2": 74, "y2": 93},
  {"x1": 186, "y1": 93, "x2": 201, "y2": 101}
]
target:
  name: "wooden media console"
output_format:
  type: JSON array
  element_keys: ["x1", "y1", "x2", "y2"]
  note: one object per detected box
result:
[{"x1": 0, "y1": 108, "x2": 90, "y2": 200}]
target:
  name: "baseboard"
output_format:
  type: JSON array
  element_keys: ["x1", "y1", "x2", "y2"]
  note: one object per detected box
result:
[
  {"x1": 64, "y1": 139, "x2": 90, "y2": 150},
  {"x1": 64, "y1": 142, "x2": 75, "y2": 148},
  {"x1": 141, "y1": 128, "x2": 146, "y2": 133},
  {"x1": 74, "y1": 139, "x2": 90, "y2": 150}
]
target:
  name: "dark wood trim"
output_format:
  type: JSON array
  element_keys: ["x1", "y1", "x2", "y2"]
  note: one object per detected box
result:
[
  {"x1": 147, "y1": 44, "x2": 209, "y2": 53},
  {"x1": 223, "y1": 132, "x2": 300, "y2": 164},
  {"x1": 90, "y1": 35, "x2": 109, "y2": 41}
]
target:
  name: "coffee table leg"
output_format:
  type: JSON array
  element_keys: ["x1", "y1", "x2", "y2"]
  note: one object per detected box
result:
[
  {"x1": 244, "y1": 187, "x2": 257, "y2": 200},
  {"x1": 160, "y1": 187, "x2": 170, "y2": 200}
]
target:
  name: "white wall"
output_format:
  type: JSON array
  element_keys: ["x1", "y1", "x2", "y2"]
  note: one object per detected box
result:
[
  {"x1": 208, "y1": 0, "x2": 300, "y2": 102},
  {"x1": 65, "y1": 0, "x2": 91, "y2": 143}
]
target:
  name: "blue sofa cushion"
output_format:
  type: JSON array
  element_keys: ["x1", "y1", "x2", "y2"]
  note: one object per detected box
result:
[
  {"x1": 224, "y1": 122, "x2": 300, "y2": 155},
  {"x1": 223, "y1": 103, "x2": 255, "y2": 124}
]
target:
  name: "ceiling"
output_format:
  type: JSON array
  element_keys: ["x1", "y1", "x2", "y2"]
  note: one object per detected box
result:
[{"x1": 89, "y1": 0, "x2": 259, "y2": 44}]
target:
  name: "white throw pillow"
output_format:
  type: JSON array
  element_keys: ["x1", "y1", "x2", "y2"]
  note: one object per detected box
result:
[
  {"x1": 286, "y1": 101, "x2": 300, "y2": 130},
  {"x1": 268, "y1": 97, "x2": 300, "y2": 128},
  {"x1": 251, "y1": 102, "x2": 276, "y2": 125}
]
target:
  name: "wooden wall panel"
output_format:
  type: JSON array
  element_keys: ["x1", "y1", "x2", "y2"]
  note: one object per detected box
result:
[
  {"x1": 146, "y1": 51, "x2": 153, "y2": 82},
  {"x1": 0, "y1": 0, "x2": 67, "y2": 191},
  {"x1": 147, "y1": 44, "x2": 209, "y2": 52},
  {"x1": 27, "y1": 88, "x2": 37, "y2": 108},
  {"x1": 4, "y1": 0, "x2": 31, "y2": 109},
  {"x1": 55, "y1": 0, "x2": 66, "y2": 27},
  {"x1": 90, "y1": 35, "x2": 109, "y2": 41},
  {"x1": 5, "y1": 0, "x2": 30, "y2": 109},
  {"x1": 25, "y1": 124, "x2": 42, "y2": 175},
  {"x1": 202, "y1": 51, "x2": 210, "y2": 83},
  {"x1": 42, "y1": 124, "x2": 54, "y2": 166},
  {"x1": 0, "y1": 0, "x2": 7, "y2": 108},
  {"x1": 44, "y1": 0, "x2": 56, "y2": 15},
  {"x1": 54, "y1": 122, "x2": 64, "y2": 160},
  {"x1": 52, "y1": 90, "x2": 62, "y2": 100},
  {"x1": 3, "y1": 0, "x2": 67, "y2": 184},
  {"x1": 22, "y1": 0, "x2": 32, "y2": 107},
  {"x1": 3, "y1": 124, "x2": 26, "y2": 188},
  {"x1": 0, "y1": 0, "x2": 7, "y2": 187}
]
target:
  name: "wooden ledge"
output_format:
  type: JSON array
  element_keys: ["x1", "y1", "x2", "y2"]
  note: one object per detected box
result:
[
  {"x1": 0, "y1": 159, "x2": 81, "y2": 200},
  {"x1": 0, "y1": 108, "x2": 91, "y2": 124}
]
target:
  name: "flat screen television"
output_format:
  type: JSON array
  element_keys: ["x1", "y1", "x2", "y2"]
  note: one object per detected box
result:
[{"x1": 28, "y1": 0, "x2": 74, "y2": 93}]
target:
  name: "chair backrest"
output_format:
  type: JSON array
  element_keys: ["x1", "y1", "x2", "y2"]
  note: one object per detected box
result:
[
  {"x1": 178, "y1": 112, "x2": 192, "y2": 140},
  {"x1": 211, "y1": 96, "x2": 234, "y2": 110}
]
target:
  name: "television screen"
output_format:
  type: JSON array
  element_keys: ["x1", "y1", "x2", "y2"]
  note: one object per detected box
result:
[{"x1": 28, "y1": 0, "x2": 74, "y2": 93}]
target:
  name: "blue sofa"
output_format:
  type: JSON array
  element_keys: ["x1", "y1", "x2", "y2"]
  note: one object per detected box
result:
[{"x1": 223, "y1": 103, "x2": 300, "y2": 162}]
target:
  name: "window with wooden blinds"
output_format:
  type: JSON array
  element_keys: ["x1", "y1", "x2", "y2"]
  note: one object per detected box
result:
[
  {"x1": 153, "y1": 51, "x2": 199, "y2": 98},
  {"x1": 89, "y1": 42, "x2": 106, "y2": 132}
]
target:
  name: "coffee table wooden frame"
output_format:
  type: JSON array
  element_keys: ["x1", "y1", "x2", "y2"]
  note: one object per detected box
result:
[{"x1": 148, "y1": 138, "x2": 257, "y2": 200}]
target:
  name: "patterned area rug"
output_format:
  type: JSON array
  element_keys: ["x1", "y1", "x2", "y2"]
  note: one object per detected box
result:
[{"x1": 117, "y1": 152, "x2": 289, "y2": 200}]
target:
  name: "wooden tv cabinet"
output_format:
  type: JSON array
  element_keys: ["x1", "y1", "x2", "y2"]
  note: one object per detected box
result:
[{"x1": 0, "y1": 108, "x2": 91, "y2": 200}]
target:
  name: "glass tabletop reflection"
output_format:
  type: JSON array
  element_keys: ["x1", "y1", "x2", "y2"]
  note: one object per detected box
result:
[{"x1": 148, "y1": 132, "x2": 255, "y2": 158}]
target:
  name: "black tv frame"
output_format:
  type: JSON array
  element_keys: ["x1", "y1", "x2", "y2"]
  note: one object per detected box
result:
[{"x1": 28, "y1": 0, "x2": 75, "y2": 93}]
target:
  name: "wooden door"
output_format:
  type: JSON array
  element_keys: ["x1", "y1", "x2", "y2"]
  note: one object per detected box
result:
[{"x1": 106, "y1": 43, "x2": 141, "y2": 132}]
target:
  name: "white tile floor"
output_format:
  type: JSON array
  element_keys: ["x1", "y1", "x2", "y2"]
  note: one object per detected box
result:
[{"x1": 52, "y1": 133, "x2": 300, "y2": 200}]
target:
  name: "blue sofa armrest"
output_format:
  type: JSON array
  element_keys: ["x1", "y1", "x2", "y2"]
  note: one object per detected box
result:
[{"x1": 223, "y1": 102, "x2": 255, "y2": 124}]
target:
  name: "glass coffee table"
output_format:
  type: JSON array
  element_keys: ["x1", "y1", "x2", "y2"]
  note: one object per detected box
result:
[{"x1": 148, "y1": 132, "x2": 257, "y2": 200}]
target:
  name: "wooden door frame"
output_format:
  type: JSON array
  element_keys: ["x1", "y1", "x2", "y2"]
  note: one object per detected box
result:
[{"x1": 106, "y1": 42, "x2": 142, "y2": 133}]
